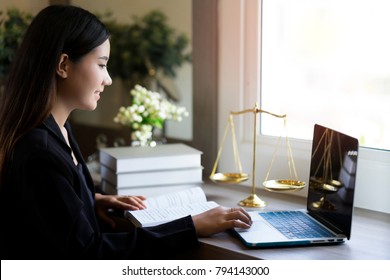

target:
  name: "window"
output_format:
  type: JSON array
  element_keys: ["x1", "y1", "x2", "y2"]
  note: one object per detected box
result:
[
  {"x1": 218, "y1": 0, "x2": 390, "y2": 214},
  {"x1": 261, "y1": 0, "x2": 390, "y2": 151}
]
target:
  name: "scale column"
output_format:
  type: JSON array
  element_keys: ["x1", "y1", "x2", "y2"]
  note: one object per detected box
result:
[{"x1": 239, "y1": 103, "x2": 267, "y2": 208}]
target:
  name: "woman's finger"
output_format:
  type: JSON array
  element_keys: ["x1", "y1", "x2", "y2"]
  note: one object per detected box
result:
[
  {"x1": 230, "y1": 219, "x2": 252, "y2": 229},
  {"x1": 114, "y1": 196, "x2": 146, "y2": 210},
  {"x1": 123, "y1": 195, "x2": 147, "y2": 205},
  {"x1": 226, "y1": 207, "x2": 252, "y2": 226}
]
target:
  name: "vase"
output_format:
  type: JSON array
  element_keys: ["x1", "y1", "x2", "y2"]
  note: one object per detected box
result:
[
  {"x1": 131, "y1": 126, "x2": 167, "y2": 147},
  {"x1": 150, "y1": 126, "x2": 167, "y2": 146}
]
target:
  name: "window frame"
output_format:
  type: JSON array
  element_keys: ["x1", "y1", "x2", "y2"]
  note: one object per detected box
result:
[{"x1": 217, "y1": 0, "x2": 390, "y2": 213}]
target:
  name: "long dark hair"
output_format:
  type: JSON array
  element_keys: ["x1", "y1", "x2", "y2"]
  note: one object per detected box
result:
[{"x1": 0, "y1": 5, "x2": 110, "y2": 181}]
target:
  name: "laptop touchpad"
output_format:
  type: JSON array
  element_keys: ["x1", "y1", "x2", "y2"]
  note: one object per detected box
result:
[{"x1": 236, "y1": 217, "x2": 288, "y2": 243}]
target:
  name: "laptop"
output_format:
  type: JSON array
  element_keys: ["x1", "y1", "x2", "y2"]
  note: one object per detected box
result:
[{"x1": 234, "y1": 124, "x2": 359, "y2": 248}]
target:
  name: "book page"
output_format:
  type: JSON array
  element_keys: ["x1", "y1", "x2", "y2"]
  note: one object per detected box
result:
[
  {"x1": 128, "y1": 201, "x2": 219, "y2": 227},
  {"x1": 144, "y1": 186, "x2": 207, "y2": 209}
]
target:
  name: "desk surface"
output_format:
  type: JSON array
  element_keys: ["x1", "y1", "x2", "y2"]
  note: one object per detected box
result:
[{"x1": 197, "y1": 182, "x2": 390, "y2": 260}]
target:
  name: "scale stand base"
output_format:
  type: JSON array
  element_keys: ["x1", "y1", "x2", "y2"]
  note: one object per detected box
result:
[{"x1": 239, "y1": 194, "x2": 267, "y2": 208}]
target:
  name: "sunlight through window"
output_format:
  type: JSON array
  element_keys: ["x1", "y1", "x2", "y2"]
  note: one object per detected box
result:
[{"x1": 261, "y1": 0, "x2": 390, "y2": 150}]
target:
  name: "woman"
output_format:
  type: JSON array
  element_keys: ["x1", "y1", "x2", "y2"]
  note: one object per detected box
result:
[{"x1": 0, "y1": 5, "x2": 251, "y2": 259}]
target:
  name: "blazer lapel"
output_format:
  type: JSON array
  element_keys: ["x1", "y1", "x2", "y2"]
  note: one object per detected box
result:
[{"x1": 42, "y1": 115, "x2": 96, "y2": 196}]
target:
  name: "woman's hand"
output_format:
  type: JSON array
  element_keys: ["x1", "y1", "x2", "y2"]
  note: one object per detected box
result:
[
  {"x1": 95, "y1": 193, "x2": 147, "y2": 228},
  {"x1": 192, "y1": 206, "x2": 252, "y2": 237}
]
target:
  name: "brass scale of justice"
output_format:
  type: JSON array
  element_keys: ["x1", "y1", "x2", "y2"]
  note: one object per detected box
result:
[{"x1": 209, "y1": 103, "x2": 306, "y2": 208}]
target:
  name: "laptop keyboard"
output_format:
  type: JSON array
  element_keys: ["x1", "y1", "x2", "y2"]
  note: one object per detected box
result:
[{"x1": 259, "y1": 211, "x2": 337, "y2": 239}]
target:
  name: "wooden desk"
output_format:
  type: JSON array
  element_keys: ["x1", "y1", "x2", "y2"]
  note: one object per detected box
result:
[{"x1": 195, "y1": 182, "x2": 390, "y2": 260}]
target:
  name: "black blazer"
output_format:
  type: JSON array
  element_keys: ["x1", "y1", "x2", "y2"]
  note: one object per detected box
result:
[{"x1": 0, "y1": 115, "x2": 198, "y2": 259}]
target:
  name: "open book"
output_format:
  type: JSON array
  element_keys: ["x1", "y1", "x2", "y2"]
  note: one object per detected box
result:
[{"x1": 125, "y1": 186, "x2": 218, "y2": 227}]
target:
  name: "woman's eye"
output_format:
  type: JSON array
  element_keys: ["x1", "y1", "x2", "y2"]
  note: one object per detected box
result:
[{"x1": 99, "y1": 64, "x2": 107, "y2": 69}]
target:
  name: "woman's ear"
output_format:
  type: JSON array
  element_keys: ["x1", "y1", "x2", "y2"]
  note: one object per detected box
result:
[{"x1": 57, "y1": 53, "x2": 69, "y2": 78}]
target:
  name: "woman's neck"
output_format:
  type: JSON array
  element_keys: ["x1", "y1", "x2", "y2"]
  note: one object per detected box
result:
[
  {"x1": 51, "y1": 103, "x2": 71, "y2": 128},
  {"x1": 51, "y1": 105, "x2": 78, "y2": 165}
]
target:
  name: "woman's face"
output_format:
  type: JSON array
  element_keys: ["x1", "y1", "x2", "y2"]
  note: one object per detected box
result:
[{"x1": 57, "y1": 39, "x2": 112, "y2": 112}]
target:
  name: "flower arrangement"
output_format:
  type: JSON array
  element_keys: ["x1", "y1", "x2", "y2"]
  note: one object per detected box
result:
[{"x1": 114, "y1": 85, "x2": 188, "y2": 146}]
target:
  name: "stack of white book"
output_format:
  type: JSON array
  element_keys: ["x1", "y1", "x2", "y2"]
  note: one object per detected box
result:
[{"x1": 99, "y1": 143, "x2": 203, "y2": 197}]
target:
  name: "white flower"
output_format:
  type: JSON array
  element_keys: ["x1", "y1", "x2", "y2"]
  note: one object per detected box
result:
[{"x1": 113, "y1": 84, "x2": 189, "y2": 146}]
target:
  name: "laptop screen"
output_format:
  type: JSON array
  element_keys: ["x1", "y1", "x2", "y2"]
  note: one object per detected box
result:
[{"x1": 307, "y1": 124, "x2": 359, "y2": 239}]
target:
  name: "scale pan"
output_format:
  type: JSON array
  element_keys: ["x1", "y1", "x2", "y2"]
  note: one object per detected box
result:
[
  {"x1": 210, "y1": 173, "x2": 249, "y2": 184},
  {"x1": 263, "y1": 179, "x2": 306, "y2": 192}
]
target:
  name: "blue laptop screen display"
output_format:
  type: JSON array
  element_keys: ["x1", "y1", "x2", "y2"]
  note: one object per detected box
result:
[{"x1": 307, "y1": 124, "x2": 359, "y2": 239}]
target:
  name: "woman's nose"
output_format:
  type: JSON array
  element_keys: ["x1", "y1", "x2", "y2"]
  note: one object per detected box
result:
[{"x1": 104, "y1": 73, "x2": 112, "y2": 86}]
